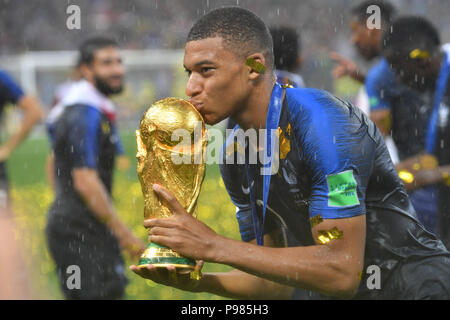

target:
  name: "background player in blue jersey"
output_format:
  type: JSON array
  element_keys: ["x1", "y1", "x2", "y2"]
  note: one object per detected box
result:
[
  {"x1": 46, "y1": 37, "x2": 144, "y2": 299},
  {"x1": 131, "y1": 7, "x2": 450, "y2": 299},
  {"x1": 0, "y1": 69, "x2": 44, "y2": 211},
  {"x1": 383, "y1": 17, "x2": 450, "y2": 249},
  {"x1": 330, "y1": 1, "x2": 398, "y2": 135},
  {"x1": 332, "y1": 1, "x2": 441, "y2": 234}
]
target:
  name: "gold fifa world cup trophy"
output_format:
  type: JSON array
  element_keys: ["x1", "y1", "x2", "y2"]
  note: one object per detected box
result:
[{"x1": 136, "y1": 98, "x2": 207, "y2": 273}]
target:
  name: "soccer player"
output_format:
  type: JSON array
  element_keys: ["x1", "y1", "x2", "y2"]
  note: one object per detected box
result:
[
  {"x1": 0, "y1": 69, "x2": 44, "y2": 210},
  {"x1": 333, "y1": 1, "x2": 441, "y2": 233},
  {"x1": 383, "y1": 16, "x2": 450, "y2": 248},
  {"x1": 331, "y1": 0, "x2": 398, "y2": 133},
  {"x1": 46, "y1": 36, "x2": 144, "y2": 299},
  {"x1": 131, "y1": 7, "x2": 450, "y2": 299},
  {"x1": 46, "y1": 60, "x2": 129, "y2": 191},
  {"x1": 270, "y1": 26, "x2": 305, "y2": 88}
]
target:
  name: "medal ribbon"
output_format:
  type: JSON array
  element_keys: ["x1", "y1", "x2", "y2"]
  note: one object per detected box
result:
[{"x1": 246, "y1": 83, "x2": 284, "y2": 246}]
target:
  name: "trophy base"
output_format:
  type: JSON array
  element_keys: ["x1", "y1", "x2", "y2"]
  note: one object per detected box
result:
[{"x1": 138, "y1": 242, "x2": 196, "y2": 274}]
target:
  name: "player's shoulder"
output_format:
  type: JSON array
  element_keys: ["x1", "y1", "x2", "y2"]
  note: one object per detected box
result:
[
  {"x1": 0, "y1": 69, "x2": 22, "y2": 92},
  {"x1": 366, "y1": 58, "x2": 395, "y2": 86},
  {"x1": 0, "y1": 69, "x2": 14, "y2": 82},
  {"x1": 63, "y1": 104, "x2": 103, "y2": 126},
  {"x1": 285, "y1": 87, "x2": 349, "y2": 121}
]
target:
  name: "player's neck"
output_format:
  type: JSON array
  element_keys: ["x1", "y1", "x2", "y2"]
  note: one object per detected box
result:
[{"x1": 232, "y1": 75, "x2": 277, "y2": 131}]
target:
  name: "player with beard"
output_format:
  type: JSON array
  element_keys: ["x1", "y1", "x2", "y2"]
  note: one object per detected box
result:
[
  {"x1": 331, "y1": 1, "x2": 398, "y2": 132},
  {"x1": 46, "y1": 36, "x2": 144, "y2": 299}
]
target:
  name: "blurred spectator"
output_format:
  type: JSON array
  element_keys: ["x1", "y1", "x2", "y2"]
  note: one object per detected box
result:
[{"x1": 383, "y1": 16, "x2": 450, "y2": 246}]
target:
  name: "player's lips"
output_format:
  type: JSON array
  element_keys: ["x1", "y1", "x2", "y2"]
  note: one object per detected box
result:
[{"x1": 189, "y1": 100, "x2": 203, "y2": 112}]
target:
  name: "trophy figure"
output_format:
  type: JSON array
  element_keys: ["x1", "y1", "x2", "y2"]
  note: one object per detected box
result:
[{"x1": 136, "y1": 98, "x2": 207, "y2": 273}]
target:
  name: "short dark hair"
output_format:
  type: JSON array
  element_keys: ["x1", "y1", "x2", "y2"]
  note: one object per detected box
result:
[
  {"x1": 78, "y1": 36, "x2": 119, "y2": 66},
  {"x1": 270, "y1": 27, "x2": 300, "y2": 71},
  {"x1": 383, "y1": 16, "x2": 440, "y2": 60},
  {"x1": 351, "y1": 0, "x2": 396, "y2": 26},
  {"x1": 187, "y1": 7, "x2": 274, "y2": 70}
]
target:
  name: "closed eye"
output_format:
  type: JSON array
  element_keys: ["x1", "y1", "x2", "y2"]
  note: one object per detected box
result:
[{"x1": 201, "y1": 67, "x2": 214, "y2": 74}]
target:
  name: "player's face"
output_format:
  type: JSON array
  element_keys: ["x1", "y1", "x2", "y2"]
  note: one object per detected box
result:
[
  {"x1": 184, "y1": 37, "x2": 251, "y2": 125},
  {"x1": 90, "y1": 46, "x2": 125, "y2": 95},
  {"x1": 350, "y1": 19, "x2": 382, "y2": 60}
]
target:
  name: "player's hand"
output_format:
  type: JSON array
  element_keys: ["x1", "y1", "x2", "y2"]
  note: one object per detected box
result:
[
  {"x1": 117, "y1": 230, "x2": 146, "y2": 260},
  {"x1": 129, "y1": 260, "x2": 204, "y2": 292},
  {"x1": 122, "y1": 235, "x2": 146, "y2": 260},
  {"x1": 144, "y1": 184, "x2": 222, "y2": 262},
  {"x1": 330, "y1": 51, "x2": 359, "y2": 79},
  {"x1": 125, "y1": 236, "x2": 146, "y2": 260},
  {"x1": 107, "y1": 215, "x2": 146, "y2": 259}
]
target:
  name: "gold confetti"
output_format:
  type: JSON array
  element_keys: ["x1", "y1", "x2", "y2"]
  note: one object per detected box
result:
[
  {"x1": 317, "y1": 227, "x2": 344, "y2": 244},
  {"x1": 245, "y1": 57, "x2": 266, "y2": 74},
  {"x1": 443, "y1": 171, "x2": 450, "y2": 186},
  {"x1": 310, "y1": 214, "x2": 324, "y2": 229},
  {"x1": 278, "y1": 126, "x2": 291, "y2": 159},
  {"x1": 190, "y1": 269, "x2": 202, "y2": 281},
  {"x1": 101, "y1": 121, "x2": 111, "y2": 134},
  {"x1": 409, "y1": 49, "x2": 430, "y2": 59},
  {"x1": 230, "y1": 141, "x2": 245, "y2": 156},
  {"x1": 398, "y1": 170, "x2": 414, "y2": 184},
  {"x1": 286, "y1": 123, "x2": 291, "y2": 136}
]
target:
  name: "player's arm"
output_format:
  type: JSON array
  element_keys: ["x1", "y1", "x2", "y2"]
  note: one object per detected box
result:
[
  {"x1": 139, "y1": 184, "x2": 365, "y2": 299},
  {"x1": 0, "y1": 74, "x2": 44, "y2": 161},
  {"x1": 207, "y1": 215, "x2": 365, "y2": 299},
  {"x1": 69, "y1": 107, "x2": 144, "y2": 258},
  {"x1": 72, "y1": 168, "x2": 143, "y2": 257},
  {"x1": 199, "y1": 215, "x2": 365, "y2": 299},
  {"x1": 330, "y1": 52, "x2": 366, "y2": 83},
  {"x1": 395, "y1": 153, "x2": 450, "y2": 191}
]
